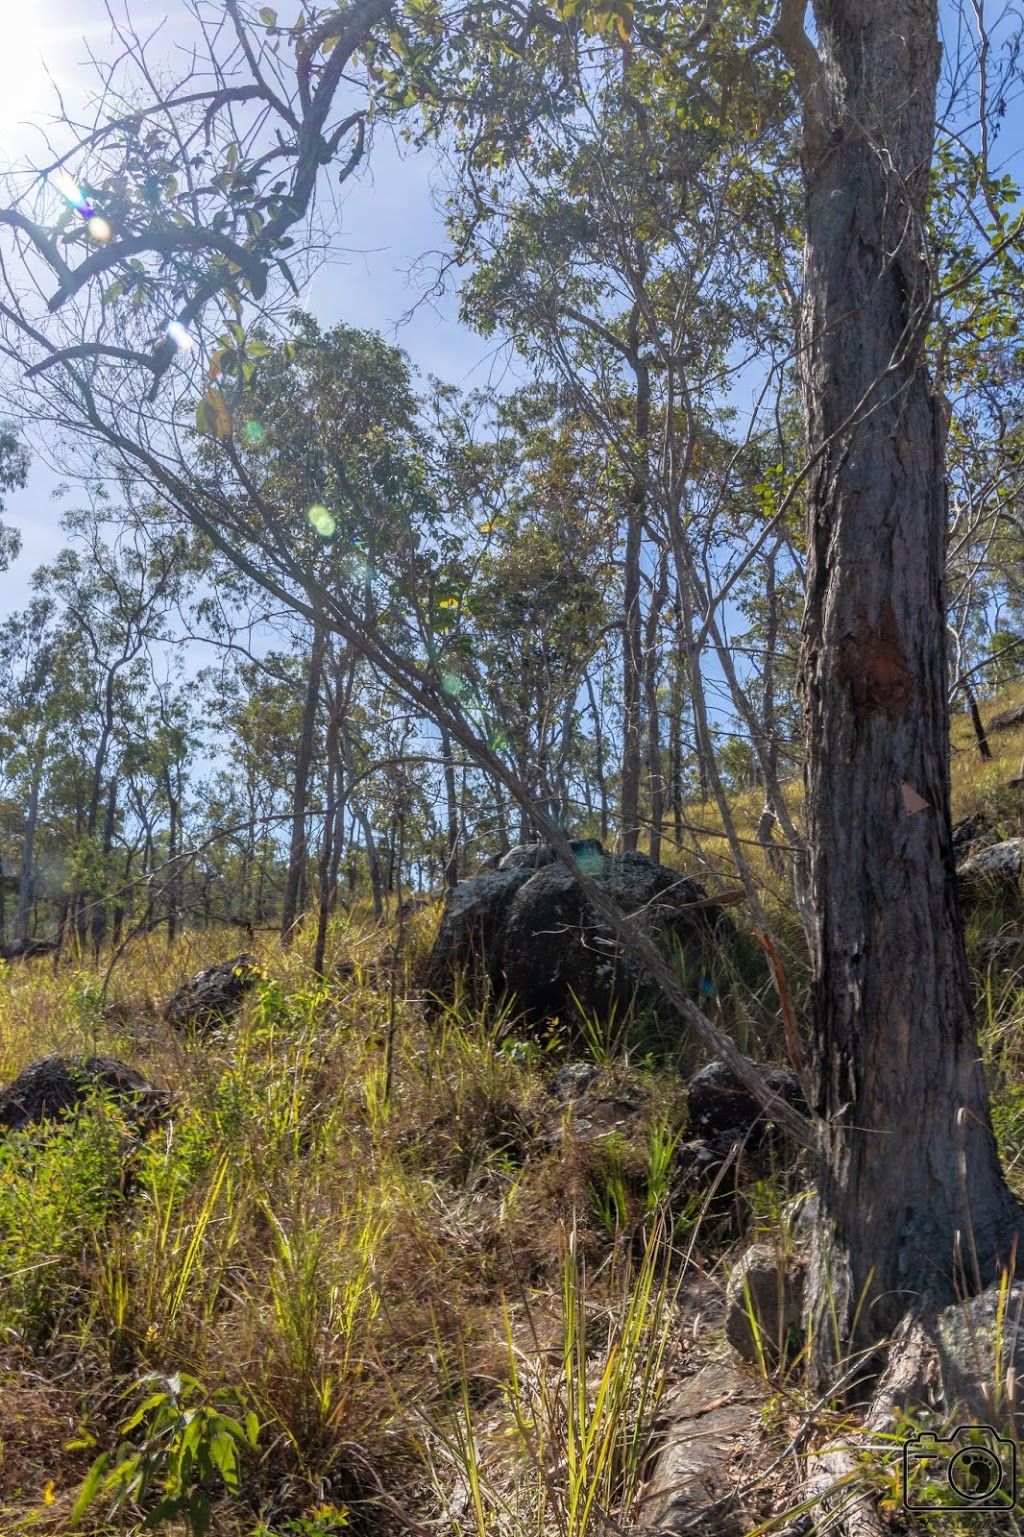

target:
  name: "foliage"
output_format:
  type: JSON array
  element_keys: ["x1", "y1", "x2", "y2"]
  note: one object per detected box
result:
[{"x1": 70, "y1": 1371, "x2": 259, "y2": 1535}]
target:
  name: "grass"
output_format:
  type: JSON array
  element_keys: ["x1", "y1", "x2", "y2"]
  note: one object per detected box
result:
[{"x1": 3, "y1": 680, "x2": 1024, "y2": 1533}]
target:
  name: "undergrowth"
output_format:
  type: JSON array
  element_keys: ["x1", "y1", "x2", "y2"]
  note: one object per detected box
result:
[{"x1": 1, "y1": 681, "x2": 1024, "y2": 1532}]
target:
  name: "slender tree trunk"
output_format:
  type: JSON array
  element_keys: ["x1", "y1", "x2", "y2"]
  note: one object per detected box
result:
[
  {"x1": 439, "y1": 723, "x2": 460, "y2": 889},
  {"x1": 313, "y1": 703, "x2": 340, "y2": 978},
  {"x1": 586, "y1": 673, "x2": 609, "y2": 843},
  {"x1": 963, "y1": 681, "x2": 992, "y2": 760},
  {"x1": 90, "y1": 778, "x2": 118, "y2": 957},
  {"x1": 791, "y1": 0, "x2": 1024, "y2": 1379},
  {"x1": 15, "y1": 738, "x2": 45, "y2": 947},
  {"x1": 282, "y1": 623, "x2": 325, "y2": 944},
  {"x1": 620, "y1": 317, "x2": 649, "y2": 851},
  {"x1": 643, "y1": 548, "x2": 668, "y2": 864},
  {"x1": 164, "y1": 767, "x2": 181, "y2": 944}
]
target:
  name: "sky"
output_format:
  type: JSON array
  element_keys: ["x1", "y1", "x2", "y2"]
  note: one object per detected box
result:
[{"x1": 0, "y1": 0, "x2": 510, "y2": 613}]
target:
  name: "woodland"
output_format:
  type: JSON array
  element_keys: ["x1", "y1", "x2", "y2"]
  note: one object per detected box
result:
[{"x1": 1, "y1": 0, "x2": 1024, "y2": 1533}]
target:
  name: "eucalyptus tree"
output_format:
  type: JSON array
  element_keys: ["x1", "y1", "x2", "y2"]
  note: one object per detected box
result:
[
  {"x1": 4, "y1": 3, "x2": 1024, "y2": 1462},
  {"x1": 451, "y1": 8, "x2": 805, "y2": 872}
]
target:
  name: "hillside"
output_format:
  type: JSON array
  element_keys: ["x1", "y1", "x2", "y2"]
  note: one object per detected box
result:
[{"x1": 2, "y1": 684, "x2": 1024, "y2": 1537}]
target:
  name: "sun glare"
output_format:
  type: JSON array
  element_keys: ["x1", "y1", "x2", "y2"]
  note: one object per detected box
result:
[{"x1": 0, "y1": 5, "x2": 101, "y2": 153}]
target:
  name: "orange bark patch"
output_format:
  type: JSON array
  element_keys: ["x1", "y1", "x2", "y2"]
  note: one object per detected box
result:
[{"x1": 836, "y1": 600, "x2": 914, "y2": 723}]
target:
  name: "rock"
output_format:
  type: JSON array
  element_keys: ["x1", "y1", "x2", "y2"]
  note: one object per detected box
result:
[
  {"x1": 957, "y1": 839, "x2": 1024, "y2": 900},
  {"x1": 0, "y1": 938, "x2": 60, "y2": 961},
  {"x1": 725, "y1": 1241, "x2": 806, "y2": 1367},
  {"x1": 553, "y1": 1061, "x2": 601, "y2": 1102},
  {"x1": 0, "y1": 1054, "x2": 169, "y2": 1133},
  {"x1": 164, "y1": 952, "x2": 261, "y2": 1032},
  {"x1": 639, "y1": 1357, "x2": 765, "y2": 1535},
  {"x1": 976, "y1": 934, "x2": 1024, "y2": 973},
  {"x1": 540, "y1": 1094, "x2": 644, "y2": 1148},
  {"x1": 988, "y1": 702, "x2": 1024, "y2": 732},
  {"x1": 686, "y1": 1059, "x2": 804, "y2": 1146},
  {"x1": 497, "y1": 842, "x2": 559, "y2": 871},
  {"x1": 951, "y1": 813, "x2": 997, "y2": 860},
  {"x1": 422, "y1": 869, "x2": 533, "y2": 1011},
  {"x1": 424, "y1": 840, "x2": 733, "y2": 1046},
  {"x1": 935, "y1": 1282, "x2": 1024, "y2": 1426}
]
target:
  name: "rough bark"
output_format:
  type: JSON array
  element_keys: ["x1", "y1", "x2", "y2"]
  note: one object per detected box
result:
[
  {"x1": 793, "y1": 0, "x2": 1024, "y2": 1381},
  {"x1": 281, "y1": 623, "x2": 325, "y2": 943}
]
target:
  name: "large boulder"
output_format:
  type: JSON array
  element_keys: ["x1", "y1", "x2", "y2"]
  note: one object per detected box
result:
[
  {"x1": 957, "y1": 839, "x2": 1024, "y2": 902},
  {"x1": 164, "y1": 952, "x2": 261, "y2": 1033},
  {"x1": 0, "y1": 1054, "x2": 169, "y2": 1134},
  {"x1": 423, "y1": 840, "x2": 732, "y2": 1043}
]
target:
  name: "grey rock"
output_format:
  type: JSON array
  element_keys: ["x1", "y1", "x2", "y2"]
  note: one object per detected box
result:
[
  {"x1": 989, "y1": 703, "x2": 1024, "y2": 732},
  {"x1": 497, "y1": 842, "x2": 558, "y2": 871},
  {"x1": 424, "y1": 844, "x2": 731, "y2": 1044},
  {"x1": 725, "y1": 1241, "x2": 806, "y2": 1366},
  {"x1": 686, "y1": 1059, "x2": 804, "y2": 1146},
  {"x1": 935, "y1": 1282, "x2": 1024, "y2": 1426},
  {"x1": 553, "y1": 1061, "x2": 600, "y2": 1101},
  {"x1": 0, "y1": 1054, "x2": 169, "y2": 1133},
  {"x1": 951, "y1": 814, "x2": 997, "y2": 860},
  {"x1": 957, "y1": 839, "x2": 1024, "y2": 899},
  {"x1": 164, "y1": 952, "x2": 261, "y2": 1033},
  {"x1": 639, "y1": 1358, "x2": 764, "y2": 1534}
]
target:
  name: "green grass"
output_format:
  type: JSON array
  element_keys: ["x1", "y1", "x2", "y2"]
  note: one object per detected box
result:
[{"x1": 3, "y1": 677, "x2": 1024, "y2": 1533}]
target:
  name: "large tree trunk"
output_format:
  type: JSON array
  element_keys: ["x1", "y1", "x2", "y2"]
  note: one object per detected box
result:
[{"x1": 793, "y1": 0, "x2": 1024, "y2": 1381}]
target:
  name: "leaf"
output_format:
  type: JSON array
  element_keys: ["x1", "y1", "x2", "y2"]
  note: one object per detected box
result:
[
  {"x1": 196, "y1": 388, "x2": 233, "y2": 439},
  {"x1": 259, "y1": 6, "x2": 277, "y2": 24},
  {"x1": 278, "y1": 256, "x2": 300, "y2": 295},
  {"x1": 69, "y1": 1452, "x2": 111, "y2": 1528}
]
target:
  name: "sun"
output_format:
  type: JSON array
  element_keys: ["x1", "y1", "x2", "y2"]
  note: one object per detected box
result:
[{"x1": 0, "y1": 3, "x2": 104, "y2": 158}]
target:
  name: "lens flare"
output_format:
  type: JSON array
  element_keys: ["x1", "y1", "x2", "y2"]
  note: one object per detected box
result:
[
  {"x1": 165, "y1": 320, "x2": 193, "y2": 352},
  {"x1": 242, "y1": 420, "x2": 265, "y2": 446},
  {"x1": 53, "y1": 169, "x2": 94, "y2": 218},
  {"x1": 308, "y1": 505, "x2": 336, "y2": 538},
  {"x1": 442, "y1": 673, "x2": 466, "y2": 697},
  {"x1": 87, "y1": 216, "x2": 111, "y2": 242}
]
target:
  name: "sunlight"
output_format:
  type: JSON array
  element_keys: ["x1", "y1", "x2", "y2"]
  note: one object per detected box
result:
[{"x1": 0, "y1": 4, "x2": 96, "y2": 152}]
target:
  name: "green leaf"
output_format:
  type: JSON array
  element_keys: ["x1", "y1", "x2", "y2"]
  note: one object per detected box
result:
[
  {"x1": 259, "y1": 6, "x2": 277, "y2": 24},
  {"x1": 69, "y1": 1452, "x2": 111, "y2": 1528},
  {"x1": 278, "y1": 256, "x2": 300, "y2": 295}
]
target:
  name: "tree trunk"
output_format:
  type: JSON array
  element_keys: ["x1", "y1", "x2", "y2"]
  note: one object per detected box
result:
[
  {"x1": 439, "y1": 723, "x2": 460, "y2": 889},
  {"x1": 619, "y1": 314, "x2": 649, "y2": 852},
  {"x1": 964, "y1": 680, "x2": 992, "y2": 760},
  {"x1": 282, "y1": 623, "x2": 325, "y2": 943},
  {"x1": 585, "y1": 673, "x2": 609, "y2": 843},
  {"x1": 15, "y1": 737, "x2": 45, "y2": 947},
  {"x1": 644, "y1": 548, "x2": 668, "y2": 865},
  {"x1": 793, "y1": 0, "x2": 1024, "y2": 1381}
]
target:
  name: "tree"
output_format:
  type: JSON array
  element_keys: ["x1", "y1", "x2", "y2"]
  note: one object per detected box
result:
[
  {"x1": 776, "y1": 0, "x2": 1024, "y2": 1388},
  {"x1": 5, "y1": 0, "x2": 1023, "y2": 1456}
]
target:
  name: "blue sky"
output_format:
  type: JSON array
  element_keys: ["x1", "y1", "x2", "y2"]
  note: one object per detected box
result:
[{"x1": 0, "y1": 0, "x2": 512, "y2": 612}]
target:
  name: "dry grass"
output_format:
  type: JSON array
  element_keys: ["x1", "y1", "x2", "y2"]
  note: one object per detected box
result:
[{"x1": 4, "y1": 678, "x2": 1024, "y2": 1535}]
